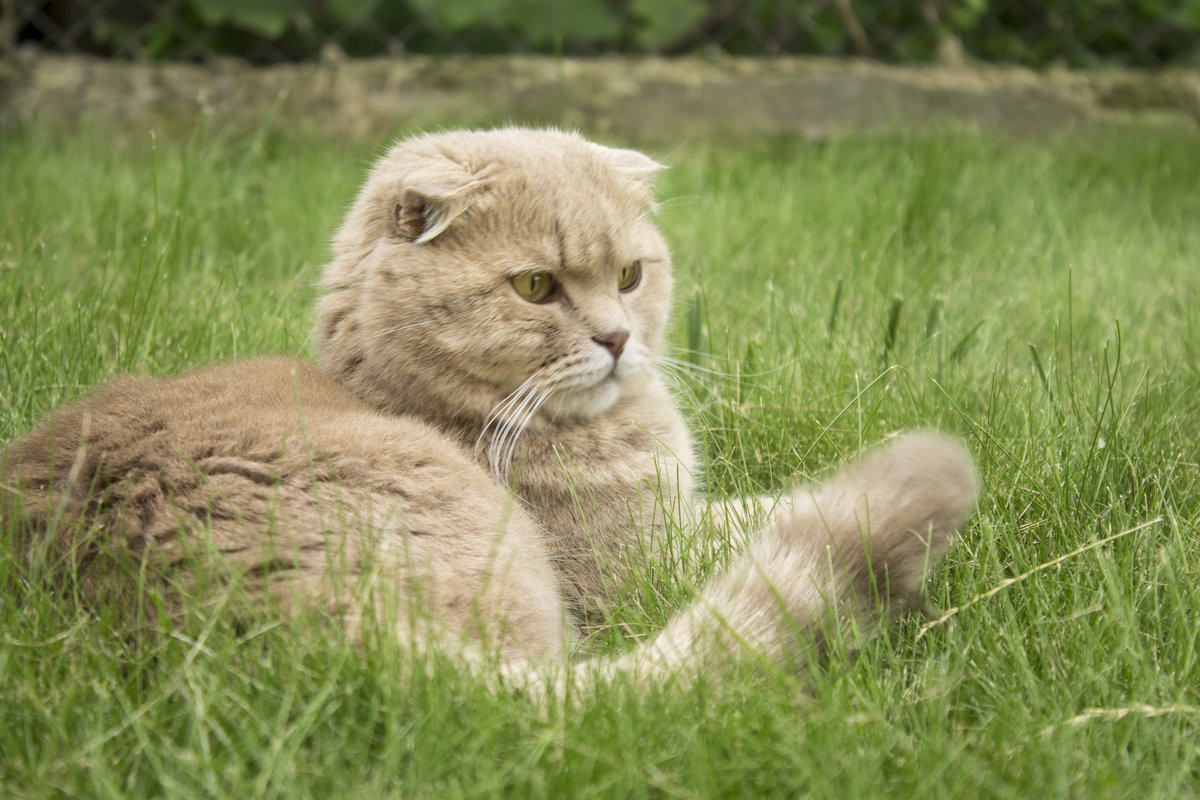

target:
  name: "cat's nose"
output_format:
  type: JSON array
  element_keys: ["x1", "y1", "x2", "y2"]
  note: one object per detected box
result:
[{"x1": 593, "y1": 330, "x2": 630, "y2": 360}]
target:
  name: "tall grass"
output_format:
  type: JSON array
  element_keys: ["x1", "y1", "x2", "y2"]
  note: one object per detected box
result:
[{"x1": 2, "y1": 121, "x2": 1198, "y2": 798}]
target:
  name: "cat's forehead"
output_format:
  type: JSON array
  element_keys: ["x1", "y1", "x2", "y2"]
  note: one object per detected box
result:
[
  {"x1": 484, "y1": 141, "x2": 647, "y2": 206},
  {"x1": 383, "y1": 128, "x2": 661, "y2": 209},
  {"x1": 510, "y1": 171, "x2": 664, "y2": 268},
  {"x1": 342, "y1": 129, "x2": 666, "y2": 258}
]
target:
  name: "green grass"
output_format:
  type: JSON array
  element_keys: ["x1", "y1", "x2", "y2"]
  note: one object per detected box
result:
[{"x1": 2, "y1": 120, "x2": 1199, "y2": 798}]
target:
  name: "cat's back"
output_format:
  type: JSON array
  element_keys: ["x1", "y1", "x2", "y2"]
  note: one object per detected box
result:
[
  {"x1": 3, "y1": 357, "x2": 567, "y2": 650},
  {"x1": 9, "y1": 356, "x2": 397, "y2": 477},
  {"x1": 4, "y1": 356, "x2": 492, "y2": 543}
]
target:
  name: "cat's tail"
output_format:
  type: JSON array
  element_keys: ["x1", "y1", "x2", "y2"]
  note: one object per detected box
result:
[{"x1": 518, "y1": 432, "x2": 979, "y2": 694}]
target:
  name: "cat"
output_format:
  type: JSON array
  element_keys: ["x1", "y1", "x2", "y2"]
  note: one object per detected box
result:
[{"x1": 1, "y1": 128, "x2": 978, "y2": 686}]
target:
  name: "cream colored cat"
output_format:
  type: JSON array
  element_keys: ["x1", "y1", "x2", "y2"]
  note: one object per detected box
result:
[{"x1": 1, "y1": 128, "x2": 978, "y2": 685}]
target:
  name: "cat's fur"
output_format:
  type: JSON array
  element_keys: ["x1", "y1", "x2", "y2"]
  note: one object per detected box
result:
[{"x1": 1, "y1": 128, "x2": 978, "y2": 683}]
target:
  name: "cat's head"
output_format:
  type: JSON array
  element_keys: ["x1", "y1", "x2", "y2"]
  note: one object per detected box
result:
[{"x1": 317, "y1": 128, "x2": 673, "y2": 432}]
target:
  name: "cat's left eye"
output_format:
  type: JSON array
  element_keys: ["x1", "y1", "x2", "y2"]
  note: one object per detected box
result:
[
  {"x1": 618, "y1": 261, "x2": 642, "y2": 292},
  {"x1": 511, "y1": 272, "x2": 557, "y2": 303}
]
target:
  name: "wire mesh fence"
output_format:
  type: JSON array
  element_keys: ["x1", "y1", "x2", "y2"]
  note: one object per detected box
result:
[{"x1": 6, "y1": 0, "x2": 1200, "y2": 67}]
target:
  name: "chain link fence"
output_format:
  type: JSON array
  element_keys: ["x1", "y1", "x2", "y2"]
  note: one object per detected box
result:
[{"x1": 5, "y1": 0, "x2": 1200, "y2": 67}]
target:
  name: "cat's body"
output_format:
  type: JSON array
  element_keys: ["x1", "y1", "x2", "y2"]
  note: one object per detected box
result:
[
  {"x1": 7, "y1": 357, "x2": 570, "y2": 657},
  {"x1": 315, "y1": 129, "x2": 696, "y2": 619},
  {"x1": 2, "y1": 129, "x2": 978, "y2": 683}
]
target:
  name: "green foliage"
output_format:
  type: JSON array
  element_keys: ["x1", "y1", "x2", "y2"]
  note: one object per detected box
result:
[
  {"x1": 409, "y1": 0, "x2": 622, "y2": 45},
  {"x1": 42, "y1": 0, "x2": 1200, "y2": 65},
  {"x1": 631, "y1": 0, "x2": 709, "y2": 49},
  {"x1": 189, "y1": 0, "x2": 296, "y2": 38},
  {"x1": 326, "y1": 0, "x2": 382, "y2": 26}
]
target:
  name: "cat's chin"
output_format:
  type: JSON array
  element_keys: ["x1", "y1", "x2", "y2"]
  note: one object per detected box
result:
[{"x1": 543, "y1": 379, "x2": 623, "y2": 423}]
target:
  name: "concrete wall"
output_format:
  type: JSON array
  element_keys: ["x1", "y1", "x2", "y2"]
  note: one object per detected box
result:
[{"x1": 3, "y1": 51, "x2": 1197, "y2": 141}]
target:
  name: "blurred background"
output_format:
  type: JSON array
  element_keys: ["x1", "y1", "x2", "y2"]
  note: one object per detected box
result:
[{"x1": 6, "y1": 0, "x2": 1199, "y2": 67}]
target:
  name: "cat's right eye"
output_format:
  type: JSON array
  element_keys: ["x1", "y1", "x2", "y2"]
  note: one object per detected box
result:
[{"x1": 511, "y1": 272, "x2": 557, "y2": 303}]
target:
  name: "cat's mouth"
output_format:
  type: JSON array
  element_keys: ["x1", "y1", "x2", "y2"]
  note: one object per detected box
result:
[
  {"x1": 542, "y1": 352, "x2": 640, "y2": 422},
  {"x1": 478, "y1": 367, "x2": 630, "y2": 481},
  {"x1": 482, "y1": 344, "x2": 643, "y2": 433}
]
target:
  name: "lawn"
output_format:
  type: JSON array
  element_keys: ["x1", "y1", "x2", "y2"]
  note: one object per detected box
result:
[{"x1": 2, "y1": 119, "x2": 1199, "y2": 798}]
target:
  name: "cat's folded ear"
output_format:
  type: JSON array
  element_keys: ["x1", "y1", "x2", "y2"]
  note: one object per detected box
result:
[
  {"x1": 395, "y1": 157, "x2": 493, "y2": 245},
  {"x1": 590, "y1": 143, "x2": 666, "y2": 203}
]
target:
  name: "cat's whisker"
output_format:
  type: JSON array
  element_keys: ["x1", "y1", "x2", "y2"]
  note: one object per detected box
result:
[
  {"x1": 493, "y1": 365, "x2": 572, "y2": 482},
  {"x1": 659, "y1": 354, "x2": 794, "y2": 381},
  {"x1": 504, "y1": 391, "x2": 551, "y2": 477},
  {"x1": 480, "y1": 379, "x2": 531, "y2": 433},
  {"x1": 656, "y1": 358, "x2": 721, "y2": 387},
  {"x1": 360, "y1": 319, "x2": 440, "y2": 343},
  {"x1": 655, "y1": 362, "x2": 714, "y2": 413},
  {"x1": 507, "y1": 387, "x2": 554, "y2": 476},
  {"x1": 655, "y1": 358, "x2": 691, "y2": 380},
  {"x1": 654, "y1": 194, "x2": 702, "y2": 211},
  {"x1": 493, "y1": 383, "x2": 554, "y2": 481},
  {"x1": 477, "y1": 374, "x2": 539, "y2": 454},
  {"x1": 480, "y1": 369, "x2": 553, "y2": 480}
]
